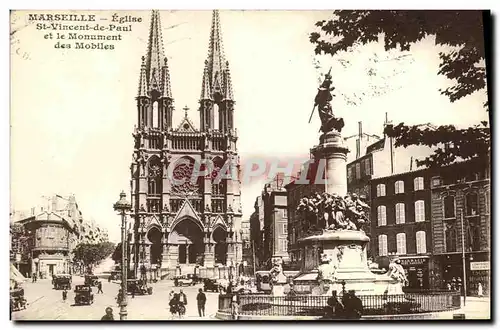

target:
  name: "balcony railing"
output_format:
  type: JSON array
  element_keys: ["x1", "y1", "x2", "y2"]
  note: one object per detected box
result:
[{"x1": 218, "y1": 291, "x2": 461, "y2": 317}]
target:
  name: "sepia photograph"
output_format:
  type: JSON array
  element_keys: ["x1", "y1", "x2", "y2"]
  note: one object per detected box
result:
[{"x1": 9, "y1": 6, "x2": 491, "y2": 321}]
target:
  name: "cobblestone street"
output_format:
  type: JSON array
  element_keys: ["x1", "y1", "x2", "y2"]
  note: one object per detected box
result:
[{"x1": 13, "y1": 276, "x2": 219, "y2": 321}]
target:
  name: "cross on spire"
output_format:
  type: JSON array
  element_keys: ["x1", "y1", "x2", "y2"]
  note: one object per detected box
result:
[{"x1": 183, "y1": 105, "x2": 189, "y2": 118}]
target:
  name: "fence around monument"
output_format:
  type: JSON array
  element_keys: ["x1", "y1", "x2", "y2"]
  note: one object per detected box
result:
[{"x1": 218, "y1": 291, "x2": 462, "y2": 317}]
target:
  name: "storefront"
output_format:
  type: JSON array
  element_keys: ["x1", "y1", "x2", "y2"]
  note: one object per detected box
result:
[
  {"x1": 398, "y1": 256, "x2": 430, "y2": 290},
  {"x1": 438, "y1": 252, "x2": 489, "y2": 296}
]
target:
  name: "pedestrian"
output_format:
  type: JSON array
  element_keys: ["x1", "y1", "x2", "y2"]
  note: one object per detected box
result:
[
  {"x1": 62, "y1": 289, "x2": 68, "y2": 302},
  {"x1": 97, "y1": 281, "x2": 103, "y2": 294},
  {"x1": 196, "y1": 288, "x2": 207, "y2": 317},
  {"x1": 101, "y1": 307, "x2": 114, "y2": 321},
  {"x1": 344, "y1": 290, "x2": 363, "y2": 319},
  {"x1": 230, "y1": 295, "x2": 239, "y2": 320},
  {"x1": 169, "y1": 290, "x2": 175, "y2": 301},
  {"x1": 477, "y1": 282, "x2": 483, "y2": 297},
  {"x1": 179, "y1": 289, "x2": 187, "y2": 306},
  {"x1": 169, "y1": 293, "x2": 179, "y2": 319},
  {"x1": 446, "y1": 282, "x2": 452, "y2": 291},
  {"x1": 108, "y1": 275, "x2": 111, "y2": 283},
  {"x1": 324, "y1": 290, "x2": 344, "y2": 319}
]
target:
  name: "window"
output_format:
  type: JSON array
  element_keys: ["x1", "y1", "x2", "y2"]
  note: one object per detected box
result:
[
  {"x1": 376, "y1": 184, "x2": 386, "y2": 197},
  {"x1": 395, "y1": 180, "x2": 405, "y2": 194},
  {"x1": 355, "y1": 163, "x2": 361, "y2": 179},
  {"x1": 443, "y1": 196, "x2": 455, "y2": 218},
  {"x1": 377, "y1": 205, "x2": 387, "y2": 226},
  {"x1": 396, "y1": 233, "x2": 407, "y2": 255},
  {"x1": 416, "y1": 231, "x2": 427, "y2": 254},
  {"x1": 395, "y1": 203, "x2": 406, "y2": 224},
  {"x1": 364, "y1": 158, "x2": 371, "y2": 176},
  {"x1": 347, "y1": 166, "x2": 353, "y2": 183},
  {"x1": 465, "y1": 193, "x2": 478, "y2": 216},
  {"x1": 152, "y1": 101, "x2": 159, "y2": 128},
  {"x1": 378, "y1": 235, "x2": 388, "y2": 256},
  {"x1": 280, "y1": 238, "x2": 287, "y2": 252},
  {"x1": 415, "y1": 200, "x2": 425, "y2": 222},
  {"x1": 414, "y1": 177, "x2": 424, "y2": 191},
  {"x1": 283, "y1": 223, "x2": 288, "y2": 234},
  {"x1": 283, "y1": 209, "x2": 288, "y2": 218},
  {"x1": 445, "y1": 221, "x2": 457, "y2": 252}
]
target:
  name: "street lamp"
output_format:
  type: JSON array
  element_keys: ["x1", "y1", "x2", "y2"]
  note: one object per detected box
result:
[{"x1": 114, "y1": 191, "x2": 131, "y2": 321}]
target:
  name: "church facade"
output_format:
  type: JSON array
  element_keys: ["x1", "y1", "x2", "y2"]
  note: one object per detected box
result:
[{"x1": 128, "y1": 10, "x2": 247, "y2": 279}]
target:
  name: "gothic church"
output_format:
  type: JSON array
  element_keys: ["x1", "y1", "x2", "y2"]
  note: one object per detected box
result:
[{"x1": 129, "y1": 10, "x2": 247, "y2": 279}]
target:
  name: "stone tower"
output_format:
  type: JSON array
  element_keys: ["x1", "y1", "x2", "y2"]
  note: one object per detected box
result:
[{"x1": 129, "y1": 10, "x2": 246, "y2": 280}]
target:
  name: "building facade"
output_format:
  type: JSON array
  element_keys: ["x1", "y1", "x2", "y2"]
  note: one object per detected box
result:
[
  {"x1": 370, "y1": 168, "x2": 434, "y2": 289},
  {"x1": 129, "y1": 10, "x2": 246, "y2": 279},
  {"x1": 249, "y1": 196, "x2": 265, "y2": 270},
  {"x1": 430, "y1": 159, "x2": 490, "y2": 295}
]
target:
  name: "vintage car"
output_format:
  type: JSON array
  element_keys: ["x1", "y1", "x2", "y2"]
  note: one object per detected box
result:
[
  {"x1": 203, "y1": 278, "x2": 227, "y2": 292},
  {"x1": 173, "y1": 275, "x2": 195, "y2": 287},
  {"x1": 233, "y1": 279, "x2": 259, "y2": 294},
  {"x1": 74, "y1": 285, "x2": 94, "y2": 305},
  {"x1": 187, "y1": 273, "x2": 202, "y2": 285},
  {"x1": 84, "y1": 275, "x2": 100, "y2": 287},
  {"x1": 10, "y1": 288, "x2": 27, "y2": 312},
  {"x1": 127, "y1": 279, "x2": 153, "y2": 295},
  {"x1": 53, "y1": 274, "x2": 72, "y2": 290}
]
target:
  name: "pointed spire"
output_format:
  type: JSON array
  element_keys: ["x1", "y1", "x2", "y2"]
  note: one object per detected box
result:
[
  {"x1": 162, "y1": 57, "x2": 173, "y2": 98},
  {"x1": 138, "y1": 56, "x2": 148, "y2": 97},
  {"x1": 146, "y1": 10, "x2": 164, "y2": 90},
  {"x1": 139, "y1": 10, "x2": 173, "y2": 99},
  {"x1": 200, "y1": 10, "x2": 234, "y2": 101},
  {"x1": 200, "y1": 60, "x2": 212, "y2": 100},
  {"x1": 224, "y1": 60, "x2": 234, "y2": 101}
]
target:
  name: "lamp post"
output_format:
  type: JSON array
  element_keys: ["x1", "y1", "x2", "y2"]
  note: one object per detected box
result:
[{"x1": 114, "y1": 191, "x2": 131, "y2": 321}]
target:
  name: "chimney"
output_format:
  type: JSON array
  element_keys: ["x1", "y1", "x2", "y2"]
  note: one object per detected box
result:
[
  {"x1": 52, "y1": 195, "x2": 58, "y2": 212},
  {"x1": 356, "y1": 121, "x2": 363, "y2": 159}
]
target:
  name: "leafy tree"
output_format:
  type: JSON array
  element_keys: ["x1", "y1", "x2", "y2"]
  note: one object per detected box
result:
[
  {"x1": 111, "y1": 242, "x2": 130, "y2": 265},
  {"x1": 73, "y1": 241, "x2": 116, "y2": 271},
  {"x1": 310, "y1": 10, "x2": 490, "y2": 167}
]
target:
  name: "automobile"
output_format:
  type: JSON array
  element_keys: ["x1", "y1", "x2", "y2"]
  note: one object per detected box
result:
[
  {"x1": 173, "y1": 275, "x2": 195, "y2": 287},
  {"x1": 127, "y1": 279, "x2": 153, "y2": 295},
  {"x1": 203, "y1": 278, "x2": 220, "y2": 292},
  {"x1": 233, "y1": 279, "x2": 258, "y2": 294},
  {"x1": 84, "y1": 275, "x2": 100, "y2": 287},
  {"x1": 53, "y1": 274, "x2": 72, "y2": 290},
  {"x1": 255, "y1": 271, "x2": 272, "y2": 292},
  {"x1": 187, "y1": 273, "x2": 202, "y2": 285},
  {"x1": 74, "y1": 285, "x2": 94, "y2": 305},
  {"x1": 10, "y1": 288, "x2": 27, "y2": 312}
]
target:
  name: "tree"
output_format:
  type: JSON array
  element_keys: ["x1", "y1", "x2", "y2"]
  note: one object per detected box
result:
[
  {"x1": 73, "y1": 241, "x2": 116, "y2": 272},
  {"x1": 310, "y1": 10, "x2": 490, "y2": 167},
  {"x1": 111, "y1": 242, "x2": 130, "y2": 265}
]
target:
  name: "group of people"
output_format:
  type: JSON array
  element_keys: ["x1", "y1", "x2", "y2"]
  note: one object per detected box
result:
[
  {"x1": 297, "y1": 192, "x2": 370, "y2": 232},
  {"x1": 323, "y1": 290, "x2": 363, "y2": 320}
]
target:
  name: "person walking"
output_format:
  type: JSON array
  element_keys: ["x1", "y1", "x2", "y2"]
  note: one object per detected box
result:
[
  {"x1": 196, "y1": 288, "x2": 207, "y2": 317},
  {"x1": 101, "y1": 307, "x2": 114, "y2": 321},
  {"x1": 97, "y1": 281, "x2": 104, "y2": 294},
  {"x1": 477, "y1": 282, "x2": 483, "y2": 297},
  {"x1": 62, "y1": 289, "x2": 68, "y2": 303},
  {"x1": 169, "y1": 290, "x2": 175, "y2": 301},
  {"x1": 230, "y1": 295, "x2": 239, "y2": 320},
  {"x1": 325, "y1": 290, "x2": 344, "y2": 319},
  {"x1": 179, "y1": 289, "x2": 188, "y2": 306}
]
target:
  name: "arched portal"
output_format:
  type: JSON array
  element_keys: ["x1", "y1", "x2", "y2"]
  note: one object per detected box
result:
[
  {"x1": 169, "y1": 218, "x2": 204, "y2": 265},
  {"x1": 147, "y1": 227, "x2": 163, "y2": 265},
  {"x1": 213, "y1": 226, "x2": 227, "y2": 265}
]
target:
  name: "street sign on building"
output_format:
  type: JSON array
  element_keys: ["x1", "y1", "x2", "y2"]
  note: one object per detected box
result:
[{"x1": 470, "y1": 261, "x2": 489, "y2": 271}]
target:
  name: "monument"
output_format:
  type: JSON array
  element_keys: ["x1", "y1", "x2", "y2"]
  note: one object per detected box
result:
[{"x1": 296, "y1": 69, "x2": 405, "y2": 296}]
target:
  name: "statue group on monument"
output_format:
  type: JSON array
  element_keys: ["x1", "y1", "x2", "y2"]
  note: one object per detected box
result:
[{"x1": 297, "y1": 192, "x2": 370, "y2": 233}]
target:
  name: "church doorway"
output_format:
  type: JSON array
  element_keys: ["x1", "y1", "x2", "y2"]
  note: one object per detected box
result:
[
  {"x1": 147, "y1": 227, "x2": 163, "y2": 265},
  {"x1": 170, "y1": 218, "x2": 204, "y2": 265},
  {"x1": 213, "y1": 227, "x2": 227, "y2": 265}
]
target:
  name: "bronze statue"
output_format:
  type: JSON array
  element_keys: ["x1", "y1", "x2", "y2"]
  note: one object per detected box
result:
[
  {"x1": 309, "y1": 68, "x2": 345, "y2": 133},
  {"x1": 296, "y1": 192, "x2": 370, "y2": 232}
]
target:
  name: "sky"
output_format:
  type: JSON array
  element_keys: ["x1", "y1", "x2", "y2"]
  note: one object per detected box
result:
[{"x1": 10, "y1": 10, "x2": 488, "y2": 242}]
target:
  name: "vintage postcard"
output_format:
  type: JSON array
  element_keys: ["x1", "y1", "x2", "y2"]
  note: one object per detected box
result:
[{"x1": 10, "y1": 9, "x2": 491, "y2": 321}]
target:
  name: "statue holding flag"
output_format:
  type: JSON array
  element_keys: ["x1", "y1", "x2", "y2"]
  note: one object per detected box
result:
[{"x1": 309, "y1": 68, "x2": 345, "y2": 133}]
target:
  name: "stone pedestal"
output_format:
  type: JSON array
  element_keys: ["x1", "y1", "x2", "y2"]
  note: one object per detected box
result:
[
  {"x1": 299, "y1": 230, "x2": 399, "y2": 296},
  {"x1": 311, "y1": 131, "x2": 349, "y2": 196}
]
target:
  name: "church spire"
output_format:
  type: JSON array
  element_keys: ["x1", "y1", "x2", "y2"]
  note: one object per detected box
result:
[
  {"x1": 137, "y1": 10, "x2": 174, "y2": 130},
  {"x1": 199, "y1": 10, "x2": 235, "y2": 133},
  {"x1": 200, "y1": 10, "x2": 234, "y2": 102},
  {"x1": 138, "y1": 10, "x2": 173, "y2": 99}
]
